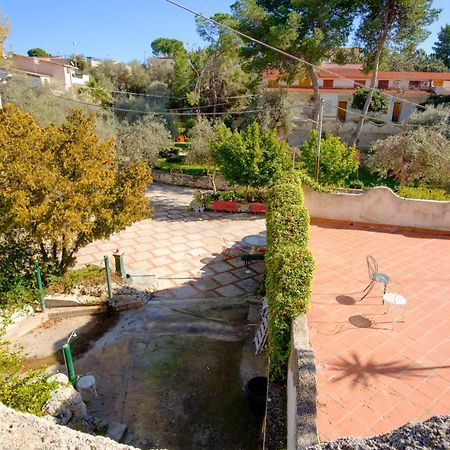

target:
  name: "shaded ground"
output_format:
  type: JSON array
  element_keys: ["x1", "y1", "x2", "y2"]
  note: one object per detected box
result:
[{"x1": 16, "y1": 297, "x2": 267, "y2": 450}]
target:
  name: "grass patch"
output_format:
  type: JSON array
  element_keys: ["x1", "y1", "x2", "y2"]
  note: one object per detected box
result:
[
  {"x1": 156, "y1": 159, "x2": 208, "y2": 176},
  {"x1": 47, "y1": 265, "x2": 105, "y2": 294}
]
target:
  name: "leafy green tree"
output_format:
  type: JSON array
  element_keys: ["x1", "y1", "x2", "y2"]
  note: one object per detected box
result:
[
  {"x1": 241, "y1": 90, "x2": 295, "y2": 136},
  {"x1": 213, "y1": 121, "x2": 291, "y2": 187},
  {"x1": 300, "y1": 130, "x2": 359, "y2": 186},
  {"x1": 433, "y1": 24, "x2": 450, "y2": 68},
  {"x1": 116, "y1": 114, "x2": 173, "y2": 166},
  {"x1": 194, "y1": 13, "x2": 256, "y2": 116},
  {"x1": 352, "y1": 87, "x2": 389, "y2": 113},
  {"x1": 186, "y1": 116, "x2": 221, "y2": 191},
  {"x1": 381, "y1": 48, "x2": 448, "y2": 72},
  {"x1": 70, "y1": 54, "x2": 87, "y2": 73},
  {"x1": 368, "y1": 127, "x2": 450, "y2": 187},
  {"x1": 350, "y1": 0, "x2": 439, "y2": 145},
  {"x1": 0, "y1": 104, "x2": 152, "y2": 274},
  {"x1": 232, "y1": 0, "x2": 357, "y2": 122},
  {"x1": 151, "y1": 38, "x2": 186, "y2": 57},
  {"x1": 27, "y1": 48, "x2": 51, "y2": 57}
]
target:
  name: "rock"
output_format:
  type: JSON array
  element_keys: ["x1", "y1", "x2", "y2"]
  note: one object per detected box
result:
[
  {"x1": 47, "y1": 373, "x2": 69, "y2": 385},
  {"x1": 43, "y1": 383, "x2": 87, "y2": 425},
  {"x1": 107, "y1": 422, "x2": 128, "y2": 443},
  {"x1": 44, "y1": 295, "x2": 81, "y2": 308}
]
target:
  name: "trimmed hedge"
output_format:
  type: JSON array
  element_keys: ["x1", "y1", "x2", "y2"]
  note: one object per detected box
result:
[
  {"x1": 266, "y1": 172, "x2": 304, "y2": 212},
  {"x1": 266, "y1": 245, "x2": 314, "y2": 317},
  {"x1": 265, "y1": 173, "x2": 315, "y2": 381},
  {"x1": 266, "y1": 205, "x2": 310, "y2": 249}
]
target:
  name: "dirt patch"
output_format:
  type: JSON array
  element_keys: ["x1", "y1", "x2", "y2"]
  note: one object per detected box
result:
[{"x1": 19, "y1": 312, "x2": 119, "y2": 371}]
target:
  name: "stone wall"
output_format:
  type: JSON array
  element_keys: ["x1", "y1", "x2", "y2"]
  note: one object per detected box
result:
[
  {"x1": 152, "y1": 170, "x2": 230, "y2": 191},
  {"x1": 304, "y1": 186, "x2": 450, "y2": 232},
  {"x1": 288, "y1": 121, "x2": 403, "y2": 150},
  {"x1": 287, "y1": 315, "x2": 318, "y2": 450}
]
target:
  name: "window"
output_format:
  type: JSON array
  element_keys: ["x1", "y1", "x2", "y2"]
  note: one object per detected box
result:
[
  {"x1": 377, "y1": 80, "x2": 389, "y2": 89},
  {"x1": 267, "y1": 79, "x2": 279, "y2": 88},
  {"x1": 323, "y1": 79, "x2": 334, "y2": 88},
  {"x1": 409, "y1": 80, "x2": 420, "y2": 89},
  {"x1": 354, "y1": 80, "x2": 366, "y2": 88}
]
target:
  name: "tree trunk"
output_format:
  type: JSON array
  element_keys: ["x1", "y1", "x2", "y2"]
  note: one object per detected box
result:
[
  {"x1": 350, "y1": 37, "x2": 387, "y2": 146},
  {"x1": 306, "y1": 65, "x2": 321, "y2": 127}
]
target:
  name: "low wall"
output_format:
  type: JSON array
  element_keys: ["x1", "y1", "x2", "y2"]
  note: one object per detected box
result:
[
  {"x1": 152, "y1": 170, "x2": 231, "y2": 191},
  {"x1": 304, "y1": 186, "x2": 450, "y2": 232},
  {"x1": 287, "y1": 315, "x2": 318, "y2": 449}
]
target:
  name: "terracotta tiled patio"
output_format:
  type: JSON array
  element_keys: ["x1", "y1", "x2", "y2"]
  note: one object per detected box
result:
[
  {"x1": 77, "y1": 184, "x2": 450, "y2": 442},
  {"x1": 308, "y1": 220, "x2": 450, "y2": 441}
]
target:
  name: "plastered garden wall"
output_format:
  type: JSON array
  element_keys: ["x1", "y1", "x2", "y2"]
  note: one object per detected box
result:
[{"x1": 304, "y1": 186, "x2": 450, "y2": 232}]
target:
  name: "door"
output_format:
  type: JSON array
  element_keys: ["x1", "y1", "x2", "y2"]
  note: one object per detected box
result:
[
  {"x1": 337, "y1": 101, "x2": 347, "y2": 122},
  {"x1": 392, "y1": 102, "x2": 401, "y2": 123}
]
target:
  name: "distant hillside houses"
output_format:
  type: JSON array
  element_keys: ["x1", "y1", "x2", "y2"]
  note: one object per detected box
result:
[{"x1": 4, "y1": 54, "x2": 90, "y2": 90}]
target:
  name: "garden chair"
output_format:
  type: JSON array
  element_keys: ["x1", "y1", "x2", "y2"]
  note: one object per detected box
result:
[{"x1": 360, "y1": 255, "x2": 391, "y2": 302}]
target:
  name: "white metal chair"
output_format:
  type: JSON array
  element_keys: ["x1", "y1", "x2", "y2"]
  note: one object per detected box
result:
[{"x1": 360, "y1": 255, "x2": 391, "y2": 302}]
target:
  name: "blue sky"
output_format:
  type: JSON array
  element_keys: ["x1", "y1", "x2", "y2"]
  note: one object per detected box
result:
[{"x1": 1, "y1": 0, "x2": 449, "y2": 62}]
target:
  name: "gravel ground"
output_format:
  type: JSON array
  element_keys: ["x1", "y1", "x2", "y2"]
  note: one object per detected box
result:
[
  {"x1": 264, "y1": 381, "x2": 287, "y2": 450},
  {"x1": 306, "y1": 415, "x2": 450, "y2": 450}
]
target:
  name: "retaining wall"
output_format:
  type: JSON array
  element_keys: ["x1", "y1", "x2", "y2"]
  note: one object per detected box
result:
[
  {"x1": 304, "y1": 186, "x2": 450, "y2": 232},
  {"x1": 152, "y1": 170, "x2": 231, "y2": 191},
  {"x1": 287, "y1": 315, "x2": 318, "y2": 449}
]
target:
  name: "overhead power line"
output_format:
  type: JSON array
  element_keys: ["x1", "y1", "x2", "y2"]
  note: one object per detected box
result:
[{"x1": 164, "y1": 0, "x2": 431, "y2": 112}]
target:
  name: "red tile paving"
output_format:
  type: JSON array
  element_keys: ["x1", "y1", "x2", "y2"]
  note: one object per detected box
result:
[
  {"x1": 77, "y1": 184, "x2": 450, "y2": 441},
  {"x1": 308, "y1": 220, "x2": 450, "y2": 441}
]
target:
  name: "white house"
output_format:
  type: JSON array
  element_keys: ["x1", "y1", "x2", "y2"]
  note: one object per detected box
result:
[
  {"x1": 10, "y1": 54, "x2": 89, "y2": 90},
  {"x1": 264, "y1": 64, "x2": 450, "y2": 147}
]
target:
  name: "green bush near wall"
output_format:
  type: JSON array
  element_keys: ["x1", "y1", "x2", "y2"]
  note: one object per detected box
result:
[{"x1": 265, "y1": 174, "x2": 315, "y2": 380}]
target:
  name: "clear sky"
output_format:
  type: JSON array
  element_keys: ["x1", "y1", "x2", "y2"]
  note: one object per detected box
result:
[{"x1": 1, "y1": 0, "x2": 449, "y2": 63}]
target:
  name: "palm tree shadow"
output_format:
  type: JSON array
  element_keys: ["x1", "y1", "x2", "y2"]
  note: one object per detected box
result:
[{"x1": 329, "y1": 352, "x2": 450, "y2": 386}]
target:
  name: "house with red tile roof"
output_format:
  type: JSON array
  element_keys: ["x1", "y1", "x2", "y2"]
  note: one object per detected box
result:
[
  {"x1": 264, "y1": 63, "x2": 450, "y2": 146},
  {"x1": 265, "y1": 64, "x2": 450, "y2": 123}
]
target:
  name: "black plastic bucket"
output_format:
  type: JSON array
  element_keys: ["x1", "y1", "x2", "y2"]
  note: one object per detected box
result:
[{"x1": 245, "y1": 376, "x2": 268, "y2": 415}]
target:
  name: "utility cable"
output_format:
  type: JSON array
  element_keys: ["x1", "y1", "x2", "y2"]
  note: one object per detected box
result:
[{"x1": 164, "y1": 0, "x2": 432, "y2": 112}]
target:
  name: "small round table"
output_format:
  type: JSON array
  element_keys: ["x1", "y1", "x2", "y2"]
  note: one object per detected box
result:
[
  {"x1": 383, "y1": 293, "x2": 407, "y2": 329},
  {"x1": 242, "y1": 234, "x2": 266, "y2": 249}
]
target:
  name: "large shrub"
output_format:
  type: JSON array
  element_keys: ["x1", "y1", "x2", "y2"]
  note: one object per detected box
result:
[
  {"x1": 213, "y1": 121, "x2": 291, "y2": 188},
  {"x1": 351, "y1": 87, "x2": 389, "y2": 113},
  {"x1": 368, "y1": 126, "x2": 450, "y2": 187},
  {"x1": 300, "y1": 130, "x2": 359, "y2": 186}
]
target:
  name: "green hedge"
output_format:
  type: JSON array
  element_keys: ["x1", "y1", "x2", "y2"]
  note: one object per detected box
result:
[
  {"x1": 266, "y1": 205, "x2": 310, "y2": 249},
  {"x1": 266, "y1": 245, "x2": 314, "y2": 317},
  {"x1": 265, "y1": 173, "x2": 315, "y2": 380},
  {"x1": 398, "y1": 186, "x2": 450, "y2": 201},
  {"x1": 266, "y1": 173, "x2": 304, "y2": 211}
]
